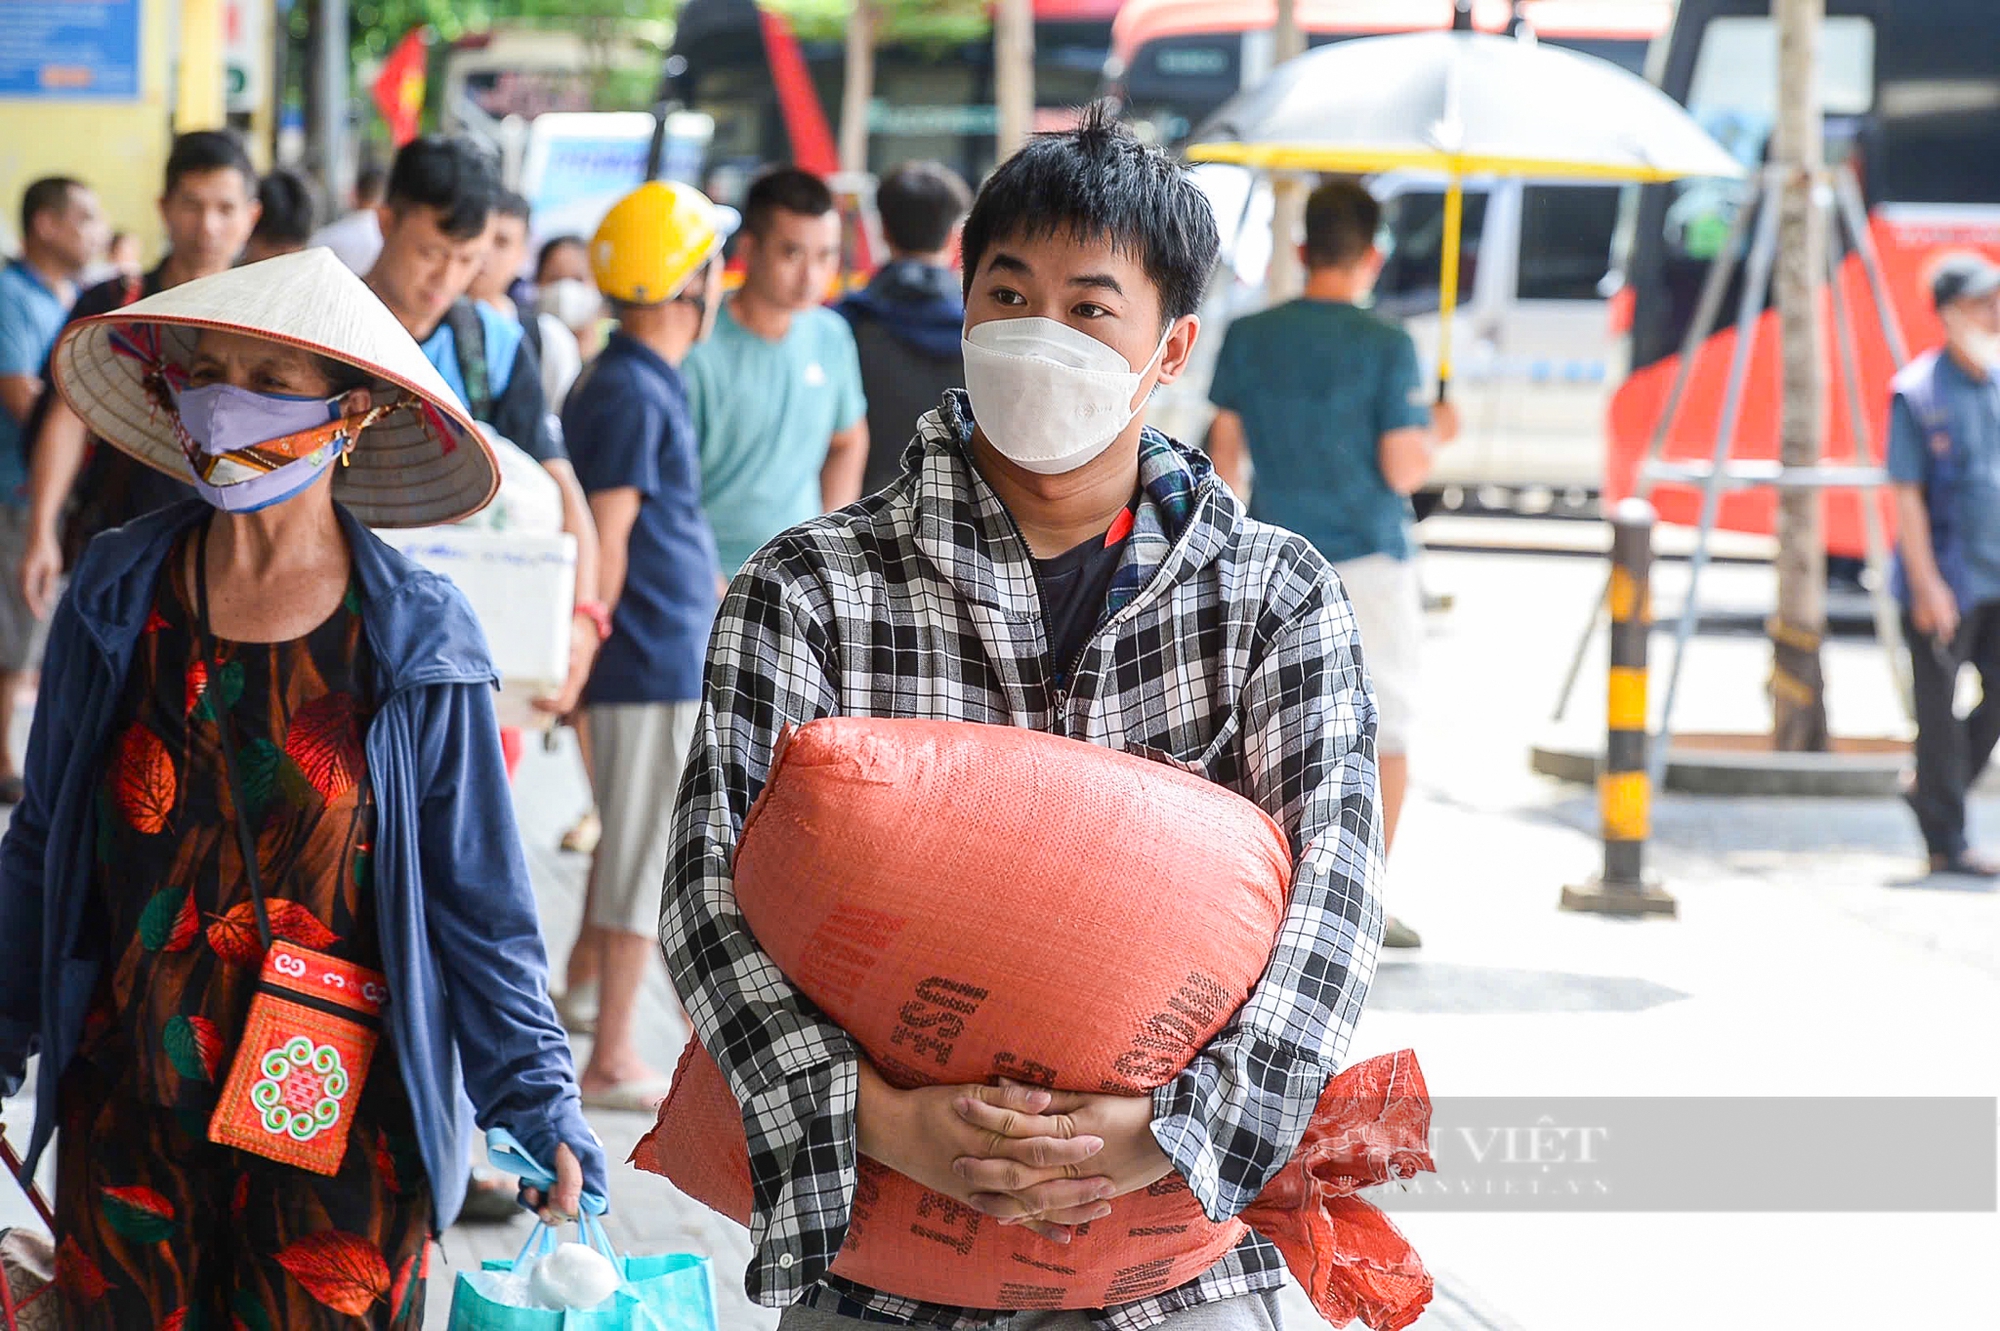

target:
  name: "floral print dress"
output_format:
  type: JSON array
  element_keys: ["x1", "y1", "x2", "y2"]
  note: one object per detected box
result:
[{"x1": 54, "y1": 535, "x2": 433, "y2": 1329}]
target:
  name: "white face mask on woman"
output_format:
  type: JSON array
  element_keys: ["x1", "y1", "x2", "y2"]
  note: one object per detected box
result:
[{"x1": 960, "y1": 316, "x2": 1174, "y2": 476}]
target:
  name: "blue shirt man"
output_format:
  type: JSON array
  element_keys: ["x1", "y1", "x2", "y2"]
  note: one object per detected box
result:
[
  {"x1": 1, "y1": 174, "x2": 103, "y2": 804},
  {"x1": 1888, "y1": 253, "x2": 2000, "y2": 876},
  {"x1": 567, "y1": 331, "x2": 720, "y2": 705},
  {"x1": 0, "y1": 259, "x2": 70, "y2": 504},
  {"x1": 557, "y1": 178, "x2": 728, "y2": 1110}
]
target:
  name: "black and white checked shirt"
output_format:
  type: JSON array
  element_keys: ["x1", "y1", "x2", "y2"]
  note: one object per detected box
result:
[{"x1": 661, "y1": 392, "x2": 1385, "y2": 1329}]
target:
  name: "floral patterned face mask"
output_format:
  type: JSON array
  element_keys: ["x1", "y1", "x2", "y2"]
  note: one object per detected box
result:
[{"x1": 168, "y1": 382, "x2": 386, "y2": 513}]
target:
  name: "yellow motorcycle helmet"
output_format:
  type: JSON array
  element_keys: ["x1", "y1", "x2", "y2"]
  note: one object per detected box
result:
[{"x1": 590, "y1": 180, "x2": 728, "y2": 306}]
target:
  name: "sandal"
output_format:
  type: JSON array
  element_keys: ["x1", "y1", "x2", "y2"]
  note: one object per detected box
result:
[{"x1": 580, "y1": 1076, "x2": 675, "y2": 1113}]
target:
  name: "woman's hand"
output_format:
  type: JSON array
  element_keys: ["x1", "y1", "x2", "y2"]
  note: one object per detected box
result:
[
  {"x1": 952, "y1": 1083, "x2": 1174, "y2": 1240},
  {"x1": 521, "y1": 1141, "x2": 585, "y2": 1225},
  {"x1": 856, "y1": 1063, "x2": 1113, "y2": 1244}
]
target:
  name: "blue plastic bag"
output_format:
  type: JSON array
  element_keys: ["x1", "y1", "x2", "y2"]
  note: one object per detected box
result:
[{"x1": 445, "y1": 1132, "x2": 718, "y2": 1331}]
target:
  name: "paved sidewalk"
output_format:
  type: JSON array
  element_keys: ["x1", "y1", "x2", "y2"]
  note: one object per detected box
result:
[{"x1": 7, "y1": 541, "x2": 1996, "y2": 1331}]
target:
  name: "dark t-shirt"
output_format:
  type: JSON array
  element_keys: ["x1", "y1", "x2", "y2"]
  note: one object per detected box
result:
[
  {"x1": 36, "y1": 266, "x2": 198, "y2": 560},
  {"x1": 1035, "y1": 505, "x2": 1134, "y2": 688},
  {"x1": 565, "y1": 332, "x2": 721, "y2": 705},
  {"x1": 1207, "y1": 298, "x2": 1431, "y2": 563}
]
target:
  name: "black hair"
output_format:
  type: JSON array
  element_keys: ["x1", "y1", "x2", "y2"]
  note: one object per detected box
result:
[
  {"x1": 253, "y1": 168, "x2": 317, "y2": 247},
  {"x1": 20, "y1": 176, "x2": 84, "y2": 244},
  {"x1": 536, "y1": 234, "x2": 587, "y2": 281},
  {"x1": 742, "y1": 166, "x2": 835, "y2": 237},
  {"x1": 1303, "y1": 178, "x2": 1381, "y2": 270},
  {"x1": 494, "y1": 190, "x2": 533, "y2": 225},
  {"x1": 354, "y1": 163, "x2": 389, "y2": 207},
  {"x1": 165, "y1": 130, "x2": 256, "y2": 199},
  {"x1": 877, "y1": 160, "x2": 972, "y2": 255},
  {"x1": 959, "y1": 100, "x2": 1219, "y2": 324},
  {"x1": 385, "y1": 136, "x2": 500, "y2": 242}
]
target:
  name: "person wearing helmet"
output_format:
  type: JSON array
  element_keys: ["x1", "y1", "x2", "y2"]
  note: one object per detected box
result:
[
  {"x1": 555, "y1": 180, "x2": 727, "y2": 1110},
  {"x1": 0, "y1": 249, "x2": 604, "y2": 1326}
]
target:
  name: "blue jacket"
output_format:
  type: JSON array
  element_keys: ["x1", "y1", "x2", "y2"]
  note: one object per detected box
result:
[{"x1": 0, "y1": 501, "x2": 605, "y2": 1224}]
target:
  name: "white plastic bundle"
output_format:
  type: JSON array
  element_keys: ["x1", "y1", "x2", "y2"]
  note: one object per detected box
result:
[
  {"x1": 469, "y1": 1243, "x2": 620, "y2": 1311},
  {"x1": 530, "y1": 1241, "x2": 622, "y2": 1310}
]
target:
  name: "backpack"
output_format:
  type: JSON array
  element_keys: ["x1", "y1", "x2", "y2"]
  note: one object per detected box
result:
[
  {"x1": 518, "y1": 305, "x2": 544, "y2": 368},
  {"x1": 443, "y1": 299, "x2": 492, "y2": 423}
]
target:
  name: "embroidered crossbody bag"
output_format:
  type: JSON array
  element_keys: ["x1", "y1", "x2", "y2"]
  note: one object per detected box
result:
[{"x1": 190, "y1": 520, "x2": 385, "y2": 1175}]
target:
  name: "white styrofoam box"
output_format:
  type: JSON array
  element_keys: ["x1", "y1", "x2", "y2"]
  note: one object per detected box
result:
[
  {"x1": 457, "y1": 426, "x2": 566, "y2": 536},
  {"x1": 378, "y1": 528, "x2": 577, "y2": 730}
]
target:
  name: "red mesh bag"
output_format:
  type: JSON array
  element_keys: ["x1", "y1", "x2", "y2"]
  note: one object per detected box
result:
[{"x1": 635, "y1": 718, "x2": 1433, "y2": 1326}]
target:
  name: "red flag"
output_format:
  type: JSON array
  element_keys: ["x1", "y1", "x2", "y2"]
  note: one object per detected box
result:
[{"x1": 372, "y1": 28, "x2": 430, "y2": 147}]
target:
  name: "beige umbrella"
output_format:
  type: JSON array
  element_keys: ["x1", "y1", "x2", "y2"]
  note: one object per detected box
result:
[{"x1": 1188, "y1": 29, "x2": 1745, "y2": 395}]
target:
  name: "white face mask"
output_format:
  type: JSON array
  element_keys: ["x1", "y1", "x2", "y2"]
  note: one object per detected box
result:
[
  {"x1": 1956, "y1": 327, "x2": 2000, "y2": 368},
  {"x1": 961, "y1": 316, "x2": 1175, "y2": 475}
]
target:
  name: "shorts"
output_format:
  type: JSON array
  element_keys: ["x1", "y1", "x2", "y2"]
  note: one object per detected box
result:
[
  {"x1": 587, "y1": 699, "x2": 702, "y2": 937},
  {"x1": 0, "y1": 505, "x2": 42, "y2": 674},
  {"x1": 1332, "y1": 552, "x2": 1422, "y2": 754},
  {"x1": 777, "y1": 1289, "x2": 1282, "y2": 1329}
]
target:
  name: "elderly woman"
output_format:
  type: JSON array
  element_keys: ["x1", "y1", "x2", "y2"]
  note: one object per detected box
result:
[{"x1": 0, "y1": 249, "x2": 601, "y2": 1327}]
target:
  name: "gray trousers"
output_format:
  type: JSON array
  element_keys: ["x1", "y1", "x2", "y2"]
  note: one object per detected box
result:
[{"x1": 776, "y1": 1289, "x2": 1284, "y2": 1330}]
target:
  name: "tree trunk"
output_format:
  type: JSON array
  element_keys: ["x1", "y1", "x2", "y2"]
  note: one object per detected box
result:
[
  {"x1": 311, "y1": 0, "x2": 350, "y2": 210},
  {"x1": 1264, "y1": 0, "x2": 1308, "y2": 303},
  {"x1": 995, "y1": 0, "x2": 1035, "y2": 162},
  {"x1": 1771, "y1": 0, "x2": 1830, "y2": 751},
  {"x1": 839, "y1": 2, "x2": 877, "y2": 175}
]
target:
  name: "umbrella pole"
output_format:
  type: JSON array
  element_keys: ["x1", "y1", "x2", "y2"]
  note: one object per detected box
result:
[{"x1": 1436, "y1": 177, "x2": 1464, "y2": 402}]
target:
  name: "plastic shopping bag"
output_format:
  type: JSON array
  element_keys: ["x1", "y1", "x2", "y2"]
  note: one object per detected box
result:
[
  {"x1": 445, "y1": 1219, "x2": 717, "y2": 1331},
  {"x1": 445, "y1": 1132, "x2": 717, "y2": 1331}
]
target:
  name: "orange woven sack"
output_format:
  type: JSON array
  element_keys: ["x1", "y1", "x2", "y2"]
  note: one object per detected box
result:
[{"x1": 635, "y1": 718, "x2": 1434, "y2": 1327}]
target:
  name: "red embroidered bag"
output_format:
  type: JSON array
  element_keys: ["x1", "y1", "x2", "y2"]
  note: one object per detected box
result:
[{"x1": 188, "y1": 517, "x2": 383, "y2": 1175}]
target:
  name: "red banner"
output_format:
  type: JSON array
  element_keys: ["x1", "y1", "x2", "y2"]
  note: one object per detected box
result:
[
  {"x1": 372, "y1": 28, "x2": 429, "y2": 147},
  {"x1": 757, "y1": 8, "x2": 838, "y2": 176}
]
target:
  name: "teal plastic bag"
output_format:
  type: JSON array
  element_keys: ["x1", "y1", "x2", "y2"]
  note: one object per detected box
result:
[
  {"x1": 446, "y1": 1130, "x2": 717, "y2": 1331},
  {"x1": 445, "y1": 1215, "x2": 718, "y2": 1331}
]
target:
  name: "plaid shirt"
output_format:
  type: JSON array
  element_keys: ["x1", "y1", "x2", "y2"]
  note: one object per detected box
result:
[{"x1": 661, "y1": 392, "x2": 1385, "y2": 1329}]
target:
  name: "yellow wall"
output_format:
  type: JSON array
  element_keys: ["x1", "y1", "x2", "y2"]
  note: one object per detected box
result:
[{"x1": 0, "y1": 0, "x2": 176, "y2": 261}]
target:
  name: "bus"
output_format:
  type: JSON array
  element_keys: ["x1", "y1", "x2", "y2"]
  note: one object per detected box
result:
[
  {"x1": 1125, "y1": 1, "x2": 1672, "y2": 509},
  {"x1": 661, "y1": 0, "x2": 1123, "y2": 208},
  {"x1": 1608, "y1": 0, "x2": 2000, "y2": 555}
]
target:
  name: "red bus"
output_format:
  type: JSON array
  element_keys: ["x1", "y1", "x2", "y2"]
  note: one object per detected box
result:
[{"x1": 1609, "y1": 0, "x2": 2000, "y2": 555}]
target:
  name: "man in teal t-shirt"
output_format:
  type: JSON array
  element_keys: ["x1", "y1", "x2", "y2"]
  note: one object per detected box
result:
[
  {"x1": 1207, "y1": 178, "x2": 1458, "y2": 949},
  {"x1": 685, "y1": 168, "x2": 867, "y2": 573}
]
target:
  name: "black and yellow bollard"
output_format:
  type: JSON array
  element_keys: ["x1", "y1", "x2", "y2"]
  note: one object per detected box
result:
[{"x1": 1562, "y1": 499, "x2": 1679, "y2": 917}]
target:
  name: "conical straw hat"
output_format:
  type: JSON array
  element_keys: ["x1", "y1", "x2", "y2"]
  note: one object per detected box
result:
[{"x1": 51, "y1": 248, "x2": 498, "y2": 529}]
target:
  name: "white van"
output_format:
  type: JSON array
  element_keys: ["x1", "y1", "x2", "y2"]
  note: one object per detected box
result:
[{"x1": 1157, "y1": 165, "x2": 1627, "y2": 513}]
